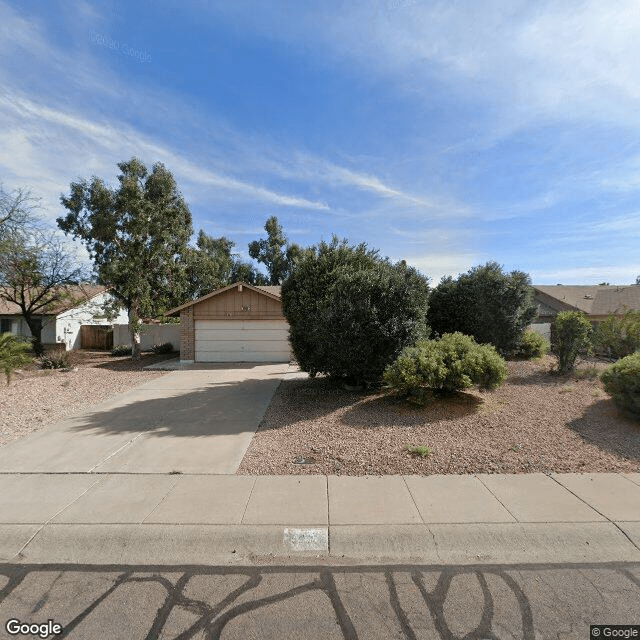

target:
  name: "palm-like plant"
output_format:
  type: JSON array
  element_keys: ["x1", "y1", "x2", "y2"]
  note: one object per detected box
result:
[{"x1": 0, "y1": 332, "x2": 33, "y2": 384}]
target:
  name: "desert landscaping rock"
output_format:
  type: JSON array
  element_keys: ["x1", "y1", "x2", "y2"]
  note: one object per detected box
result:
[
  {"x1": 0, "y1": 351, "x2": 169, "y2": 447},
  {"x1": 238, "y1": 356, "x2": 640, "y2": 476}
]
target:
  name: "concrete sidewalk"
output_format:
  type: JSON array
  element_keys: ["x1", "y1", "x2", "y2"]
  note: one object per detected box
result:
[{"x1": 1, "y1": 472, "x2": 639, "y2": 565}]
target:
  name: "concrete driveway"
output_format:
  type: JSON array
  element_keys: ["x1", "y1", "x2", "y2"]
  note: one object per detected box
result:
[{"x1": 0, "y1": 363, "x2": 293, "y2": 474}]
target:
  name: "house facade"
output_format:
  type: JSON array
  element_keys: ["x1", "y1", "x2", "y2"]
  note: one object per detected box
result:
[
  {"x1": 0, "y1": 285, "x2": 128, "y2": 350},
  {"x1": 530, "y1": 285, "x2": 640, "y2": 339},
  {"x1": 167, "y1": 282, "x2": 291, "y2": 364}
]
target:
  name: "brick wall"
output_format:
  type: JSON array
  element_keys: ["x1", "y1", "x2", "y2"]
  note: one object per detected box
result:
[{"x1": 180, "y1": 307, "x2": 194, "y2": 361}]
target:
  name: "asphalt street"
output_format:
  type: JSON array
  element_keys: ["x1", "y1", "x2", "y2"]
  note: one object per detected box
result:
[{"x1": 1, "y1": 561, "x2": 639, "y2": 639}]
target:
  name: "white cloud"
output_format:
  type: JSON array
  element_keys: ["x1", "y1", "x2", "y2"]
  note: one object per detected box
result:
[
  {"x1": 0, "y1": 92, "x2": 331, "y2": 215},
  {"x1": 203, "y1": 0, "x2": 640, "y2": 131},
  {"x1": 531, "y1": 265, "x2": 640, "y2": 285},
  {"x1": 401, "y1": 252, "x2": 481, "y2": 284}
]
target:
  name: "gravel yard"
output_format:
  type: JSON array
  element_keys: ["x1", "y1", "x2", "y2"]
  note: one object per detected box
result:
[
  {"x1": 0, "y1": 350, "x2": 169, "y2": 447},
  {"x1": 238, "y1": 356, "x2": 640, "y2": 475}
]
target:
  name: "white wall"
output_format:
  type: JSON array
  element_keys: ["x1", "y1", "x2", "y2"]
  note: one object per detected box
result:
[
  {"x1": 113, "y1": 323, "x2": 181, "y2": 351},
  {"x1": 56, "y1": 292, "x2": 128, "y2": 350}
]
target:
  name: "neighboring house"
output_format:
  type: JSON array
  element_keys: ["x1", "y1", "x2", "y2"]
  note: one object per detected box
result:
[
  {"x1": 0, "y1": 284, "x2": 129, "y2": 350},
  {"x1": 531, "y1": 285, "x2": 640, "y2": 339},
  {"x1": 167, "y1": 282, "x2": 291, "y2": 364}
]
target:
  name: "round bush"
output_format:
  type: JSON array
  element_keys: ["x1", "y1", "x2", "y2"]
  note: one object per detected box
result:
[
  {"x1": 600, "y1": 353, "x2": 640, "y2": 420},
  {"x1": 281, "y1": 238, "x2": 430, "y2": 385},
  {"x1": 383, "y1": 332, "x2": 508, "y2": 400},
  {"x1": 517, "y1": 329, "x2": 550, "y2": 359}
]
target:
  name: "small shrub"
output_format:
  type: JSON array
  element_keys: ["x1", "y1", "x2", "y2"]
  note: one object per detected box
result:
[
  {"x1": 111, "y1": 344, "x2": 133, "y2": 356},
  {"x1": 517, "y1": 329, "x2": 550, "y2": 359},
  {"x1": 151, "y1": 342, "x2": 174, "y2": 354},
  {"x1": 550, "y1": 311, "x2": 592, "y2": 374},
  {"x1": 406, "y1": 444, "x2": 431, "y2": 457},
  {"x1": 600, "y1": 353, "x2": 640, "y2": 419},
  {"x1": 39, "y1": 350, "x2": 70, "y2": 370},
  {"x1": 573, "y1": 366, "x2": 599, "y2": 380},
  {"x1": 0, "y1": 333, "x2": 33, "y2": 384},
  {"x1": 593, "y1": 309, "x2": 640, "y2": 359},
  {"x1": 383, "y1": 332, "x2": 508, "y2": 401}
]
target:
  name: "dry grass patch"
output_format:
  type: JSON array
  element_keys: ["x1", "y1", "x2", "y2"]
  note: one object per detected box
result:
[{"x1": 238, "y1": 356, "x2": 640, "y2": 476}]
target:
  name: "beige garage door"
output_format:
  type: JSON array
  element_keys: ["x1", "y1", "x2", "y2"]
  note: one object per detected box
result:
[{"x1": 195, "y1": 319, "x2": 291, "y2": 362}]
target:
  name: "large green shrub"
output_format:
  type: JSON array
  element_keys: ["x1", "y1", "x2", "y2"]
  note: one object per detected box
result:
[
  {"x1": 600, "y1": 353, "x2": 640, "y2": 419},
  {"x1": 0, "y1": 333, "x2": 33, "y2": 384},
  {"x1": 516, "y1": 329, "x2": 550, "y2": 359},
  {"x1": 550, "y1": 311, "x2": 592, "y2": 373},
  {"x1": 427, "y1": 262, "x2": 536, "y2": 356},
  {"x1": 593, "y1": 309, "x2": 640, "y2": 359},
  {"x1": 281, "y1": 237, "x2": 430, "y2": 385},
  {"x1": 383, "y1": 332, "x2": 508, "y2": 401}
]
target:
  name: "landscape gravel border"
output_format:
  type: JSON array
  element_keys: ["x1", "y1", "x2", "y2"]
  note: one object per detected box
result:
[{"x1": 238, "y1": 356, "x2": 640, "y2": 476}]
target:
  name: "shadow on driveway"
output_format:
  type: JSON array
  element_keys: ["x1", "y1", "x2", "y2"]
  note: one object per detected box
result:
[{"x1": 67, "y1": 377, "x2": 282, "y2": 438}]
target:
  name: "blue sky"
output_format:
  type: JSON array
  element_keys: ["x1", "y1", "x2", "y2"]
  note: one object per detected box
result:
[{"x1": 1, "y1": 0, "x2": 639, "y2": 285}]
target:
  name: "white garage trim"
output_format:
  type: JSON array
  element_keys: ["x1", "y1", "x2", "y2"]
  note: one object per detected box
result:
[{"x1": 195, "y1": 319, "x2": 291, "y2": 362}]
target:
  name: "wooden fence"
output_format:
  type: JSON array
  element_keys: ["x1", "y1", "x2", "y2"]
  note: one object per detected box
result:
[{"x1": 80, "y1": 325, "x2": 113, "y2": 350}]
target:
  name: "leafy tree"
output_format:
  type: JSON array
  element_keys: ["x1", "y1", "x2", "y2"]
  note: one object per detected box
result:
[
  {"x1": 248, "y1": 216, "x2": 302, "y2": 285},
  {"x1": 281, "y1": 237, "x2": 430, "y2": 385},
  {"x1": 0, "y1": 189, "x2": 86, "y2": 355},
  {"x1": 185, "y1": 230, "x2": 267, "y2": 299},
  {"x1": 550, "y1": 311, "x2": 592, "y2": 373},
  {"x1": 384, "y1": 332, "x2": 508, "y2": 402},
  {"x1": 427, "y1": 261, "x2": 537, "y2": 356},
  {"x1": 58, "y1": 158, "x2": 193, "y2": 359},
  {"x1": 0, "y1": 333, "x2": 33, "y2": 384}
]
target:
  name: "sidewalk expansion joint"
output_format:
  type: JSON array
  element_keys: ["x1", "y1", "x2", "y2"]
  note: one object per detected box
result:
[
  {"x1": 239, "y1": 476, "x2": 258, "y2": 524},
  {"x1": 474, "y1": 474, "x2": 519, "y2": 522},
  {"x1": 140, "y1": 478, "x2": 181, "y2": 524},
  {"x1": 87, "y1": 433, "x2": 144, "y2": 473},
  {"x1": 12, "y1": 475, "x2": 104, "y2": 560},
  {"x1": 547, "y1": 473, "x2": 640, "y2": 553}
]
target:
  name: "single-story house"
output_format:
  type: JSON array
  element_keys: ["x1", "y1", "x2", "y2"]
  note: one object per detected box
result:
[
  {"x1": 166, "y1": 282, "x2": 291, "y2": 364},
  {"x1": 0, "y1": 284, "x2": 128, "y2": 350},
  {"x1": 530, "y1": 285, "x2": 640, "y2": 339}
]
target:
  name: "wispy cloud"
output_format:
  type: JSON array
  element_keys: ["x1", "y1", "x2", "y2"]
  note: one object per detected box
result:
[
  {"x1": 0, "y1": 92, "x2": 330, "y2": 214},
  {"x1": 531, "y1": 265, "x2": 640, "y2": 285}
]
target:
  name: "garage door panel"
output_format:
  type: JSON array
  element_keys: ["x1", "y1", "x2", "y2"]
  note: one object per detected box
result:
[
  {"x1": 194, "y1": 319, "x2": 291, "y2": 363},
  {"x1": 195, "y1": 320, "x2": 287, "y2": 330},
  {"x1": 195, "y1": 340, "x2": 289, "y2": 352},
  {"x1": 194, "y1": 351, "x2": 291, "y2": 362},
  {"x1": 196, "y1": 329, "x2": 289, "y2": 341}
]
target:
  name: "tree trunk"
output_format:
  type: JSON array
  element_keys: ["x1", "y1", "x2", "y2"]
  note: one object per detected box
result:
[
  {"x1": 24, "y1": 314, "x2": 44, "y2": 356},
  {"x1": 128, "y1": 304, "x2": 142, "y2": 360}
]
